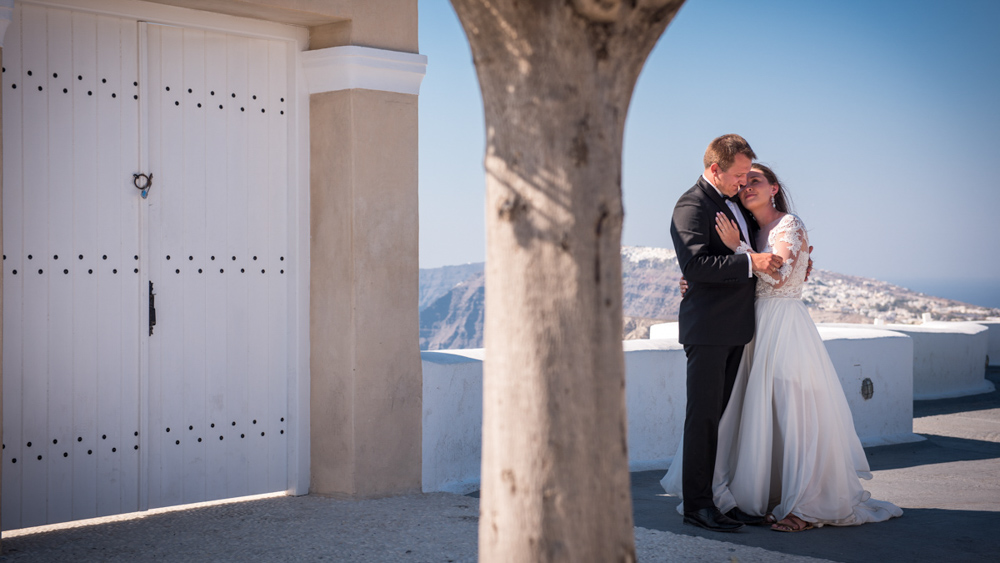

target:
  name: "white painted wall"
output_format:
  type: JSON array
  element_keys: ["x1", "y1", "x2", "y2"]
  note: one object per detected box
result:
[
  {"x1": 979, "y1": 320, "x2": 1000, "y2": 367},
  {"x1": 910, "y1": 322, "x2": 992, "y2": 399},
  {"x1": 648, "y1": 322, "x2": 678, "y2": 340},
  {"x1": 648, "y1": 322, "x2": 919, "y2": 444},
  {"x1": 815, "y1": 326, "x2": 917, "y2": 445},
  {"x1": 422, "y1": 327, "x2": 921, "y2": 493},
  {"x1": 421, "y1": 350, "x2": 485, "y2": 494},
  {"x1": 621, "y1": 339, "x2": 686, "y2": 471},
  {"x1": 660, "y1": 319, "x2": 996, "y2": 398},
  {"x1": 823, "y1": 322, "x2": 992, "y2": 400}
]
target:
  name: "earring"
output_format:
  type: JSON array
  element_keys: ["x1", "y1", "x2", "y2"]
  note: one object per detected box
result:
[{"x1": 771, "y1": 196, "x2": 776, "y2": 207}]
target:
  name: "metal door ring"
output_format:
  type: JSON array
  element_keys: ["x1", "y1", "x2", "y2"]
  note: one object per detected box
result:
[
  {"x1": 133, "y1": 173, "x2": 152, "y2": 191},
  {"x1": 133, "y1": 173, "x2": 153, "y2": 198}
]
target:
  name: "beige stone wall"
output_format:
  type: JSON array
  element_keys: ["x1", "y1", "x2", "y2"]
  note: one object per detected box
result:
[
  {"x1": 146, "y1": 0, "x2": 418, "y2": 51},
  {"x1": 310, "y1": 89, "x2": 422, "y2": 497}
]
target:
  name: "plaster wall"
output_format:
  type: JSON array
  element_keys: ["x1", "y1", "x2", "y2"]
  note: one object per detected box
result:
[
  {"x1": 978, "y1": 320, "x2": 1000, "y2": 366},
  {"x1": 643, "y1": 324, "x2": 919, "y2": 449},
  {"x1": 824, "y1": 322, "x2": 992, "y2": 400},
  {"x1": 422, "y1": 328, "x2": 919, "y2": 493},
  {"x1": 421, "y1": 350, "x2": 485, "y2": 495},
  {"x1": 815, "y1": 325, "x2": 916, "y2": 445},
  {"x1": 621, "y1": 339, "x2": 686, "y2": 471},
  {"x1": 906, "y1": 322, "x2": 992, "y2": 399},
  {"x1": 310, "y1": 88, "x2": 421, "y2": 498},
  {"x1": 145, "y1": 0, "x2": 418, "y2": 52}
]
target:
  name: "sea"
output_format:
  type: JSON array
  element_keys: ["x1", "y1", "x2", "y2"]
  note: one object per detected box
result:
[{"x1": 892, "y1": 278, "x2": 1000, "y2": 310}]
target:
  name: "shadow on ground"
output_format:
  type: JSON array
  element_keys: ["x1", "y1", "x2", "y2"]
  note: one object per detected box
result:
[
  {"x1": 913, "y1": 368, "x2": 1000, "y2": 418},
  {"x1": 632, "y1": 470, "x2": 1000, "y2": 563},
  {"x1": 865, "y1": 434, "x2": 1000, "y2": 470},
  {"x1": 633, "y1": 367, "x2": 1000, "y2": 563}
]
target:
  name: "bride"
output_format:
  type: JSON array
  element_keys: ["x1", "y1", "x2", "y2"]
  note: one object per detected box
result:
[{"x1": 661, "y1": 163, "x2": 903, "y2": 532}]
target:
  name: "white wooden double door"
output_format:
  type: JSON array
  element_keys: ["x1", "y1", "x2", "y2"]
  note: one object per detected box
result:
[{"x1": 3, "y1": 5, "x2": 293, "y2": 530}]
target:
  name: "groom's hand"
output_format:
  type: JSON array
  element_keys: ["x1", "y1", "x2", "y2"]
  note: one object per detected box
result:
[{"x1": 751, "y1": 252, "x2": 783, "y2": 274}]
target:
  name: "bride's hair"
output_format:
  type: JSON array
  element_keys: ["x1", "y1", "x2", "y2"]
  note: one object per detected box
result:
[{"x1": 752, "y1": 163, "x2": 792, "y2": 213}]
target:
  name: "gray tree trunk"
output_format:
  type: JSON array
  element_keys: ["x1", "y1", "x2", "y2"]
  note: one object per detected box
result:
[{"x1": 447, "y1": 1, "x2": 686, "y2": 561}]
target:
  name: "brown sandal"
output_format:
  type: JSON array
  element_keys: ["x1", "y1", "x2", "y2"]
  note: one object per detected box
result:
[{"x1": 771, "y1": 515, "x2": 815, "y2": 532}]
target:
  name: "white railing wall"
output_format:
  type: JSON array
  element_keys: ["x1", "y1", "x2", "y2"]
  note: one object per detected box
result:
[
  {"x1": 824, "y1": 321, "x2": 993, "y2": 400},
  {"x1": 620, "y1": 339, "x2": 686, "y2": 472},
  {"x1": 422, "y1": 323, "x2": 929, "y2": 494},
  {"x1": 980, "y1": 320, "x2": 1000, "y2": 367},
  {"x1": 421, "y1": 350, "x2": 485, "y2": 495},
  {"x1": 815, "y1": 326, "x2": 918, "y2": 444}
]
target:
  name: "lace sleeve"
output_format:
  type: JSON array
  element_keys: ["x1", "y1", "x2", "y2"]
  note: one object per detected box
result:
[
  {"x1": 755, "y1": 215, "x2": 806, "y2": 289},
  {"x1": 733, "y1": 241, "x2": 753, "y2": 256}
]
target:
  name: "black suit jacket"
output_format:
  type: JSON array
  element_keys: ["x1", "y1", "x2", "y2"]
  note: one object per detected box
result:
[{"x1": 670, "y1": 177, "x2": 759, "y2": 346}]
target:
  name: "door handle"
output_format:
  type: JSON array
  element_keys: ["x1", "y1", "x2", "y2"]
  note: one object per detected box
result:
[{"x1": 149, "y1": 281, "x2": 156, "y2": 336}]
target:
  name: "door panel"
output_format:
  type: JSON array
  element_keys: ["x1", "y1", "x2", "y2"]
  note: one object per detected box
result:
[
  {"x1": 2, "y1": 5, "x2": 142, "y2": 529},
  {"x1": 2, "y1": 5, "x2": 293, "y2": 530},
  {"x1": 144, "y1": 24, "x2": 290, "y2": 510}
]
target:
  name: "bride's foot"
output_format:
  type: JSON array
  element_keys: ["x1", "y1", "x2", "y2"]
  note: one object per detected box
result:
[{"x1": 771, "y1": 514, "x2": 814, "y2": 532}]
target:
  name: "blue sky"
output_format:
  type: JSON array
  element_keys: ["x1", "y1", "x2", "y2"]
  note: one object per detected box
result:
[{"x1": 417, "y1": 0, "x2": 1000, "y2": 308}]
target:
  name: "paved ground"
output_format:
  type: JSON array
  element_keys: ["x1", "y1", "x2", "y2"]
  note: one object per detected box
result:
[
  {"x1": 634, "y1": 367, "x2": 1000, "y2": 562},
  {"x1": 3, "y1": 368, "x2": 998, "y2": 562}
]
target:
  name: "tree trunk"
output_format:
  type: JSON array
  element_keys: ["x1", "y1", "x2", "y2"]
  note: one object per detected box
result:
[{"x1": 447, "y1": 1, "x2": 685, "y2": 561}]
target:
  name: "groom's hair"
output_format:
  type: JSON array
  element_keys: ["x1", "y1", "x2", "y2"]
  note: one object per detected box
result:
[{"x1": 704, "y1": 134, "x2": 756, "y2": 171}]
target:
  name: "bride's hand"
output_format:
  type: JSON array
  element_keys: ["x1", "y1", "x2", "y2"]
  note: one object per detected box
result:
[{"x1": 715, "y1": 212, "x2": 741, "y2": 252}]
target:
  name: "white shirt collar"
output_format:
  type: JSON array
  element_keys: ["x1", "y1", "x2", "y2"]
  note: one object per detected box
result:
[{"x1": 701, "y1": 174, "x2": 729, "y2": 201}]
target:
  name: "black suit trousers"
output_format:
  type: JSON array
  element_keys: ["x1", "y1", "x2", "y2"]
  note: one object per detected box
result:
[{"x1": 682, "y1": 343, "x2": 744, "y2": 511}]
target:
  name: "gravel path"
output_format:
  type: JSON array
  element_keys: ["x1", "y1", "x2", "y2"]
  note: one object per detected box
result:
[{"x1": 2, "y1": 492, "x2": 827, "y2": 562}]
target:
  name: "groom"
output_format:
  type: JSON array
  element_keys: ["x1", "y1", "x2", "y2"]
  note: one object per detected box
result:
[{"x1": 669, "y1": 134, "x2": 783, "y2": 532}]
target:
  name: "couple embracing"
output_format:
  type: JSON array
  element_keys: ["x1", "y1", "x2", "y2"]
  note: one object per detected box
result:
[{"x1": 660, "y1": 134, "x2": 903, "y2": 533}]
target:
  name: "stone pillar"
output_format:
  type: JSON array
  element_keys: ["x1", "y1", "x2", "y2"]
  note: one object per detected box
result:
[
  {"x1": 0, "y1": 0, "x2": 12, "y2": 534},
  {"x1": 305, "y1": 46, "x2": 427, "y2": 497}
]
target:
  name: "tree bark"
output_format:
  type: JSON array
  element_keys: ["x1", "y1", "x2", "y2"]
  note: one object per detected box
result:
[{"x1": 447, "y1": 1, "x2": 685, "y2": 561}]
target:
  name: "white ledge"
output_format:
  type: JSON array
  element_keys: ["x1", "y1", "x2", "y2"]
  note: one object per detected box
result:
[{"x1": 301, "y1": 45, "x2": 427, "y2": 96}]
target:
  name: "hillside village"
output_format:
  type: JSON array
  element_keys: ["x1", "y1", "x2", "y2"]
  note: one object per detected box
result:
[
  {"x1": 419, "y1": 246, "x2": 1000, "y2": 349},
  {"x1": 803, "y1": 270, "x2": 998, "y2": 324}
]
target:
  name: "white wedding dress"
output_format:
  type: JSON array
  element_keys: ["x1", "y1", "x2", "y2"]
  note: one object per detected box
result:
[{"x1": 661, "y1": 214, "x2": 902, "y2": 526}]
